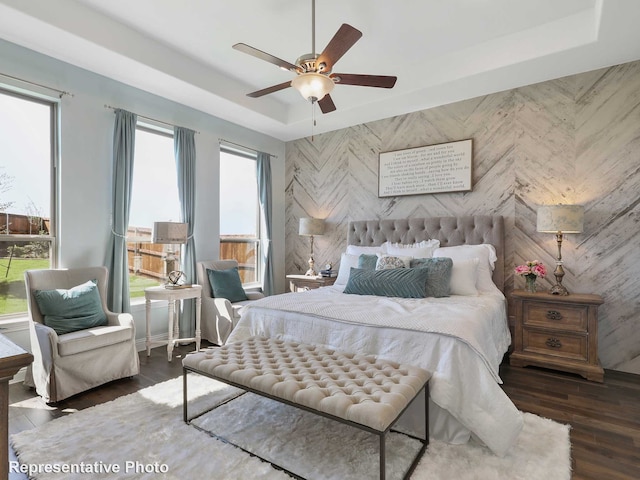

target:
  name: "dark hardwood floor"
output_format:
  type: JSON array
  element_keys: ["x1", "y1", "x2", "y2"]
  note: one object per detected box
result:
[{"x1": 8, "y1": 346, "x2": 640, "y2": 479}]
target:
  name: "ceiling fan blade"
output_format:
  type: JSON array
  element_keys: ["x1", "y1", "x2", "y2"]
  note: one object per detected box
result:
[
  {"x1": 247, "y1": 81, "x2": 292, "y2": 98},
  {"x1": 233, "y1": 43, "x2": 300, "y2": 72},
  {"x1": 317, "y1": 24, "x2": 362, "y2": 72},
  {"x1": 332, "y1": 73, "x2": 397, "y2": 88},
  {"x1": 317, "y1": 94, "x2": 336, "y2": 114}
]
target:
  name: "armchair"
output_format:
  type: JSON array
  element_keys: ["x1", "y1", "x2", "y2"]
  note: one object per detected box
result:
[
  {"x1": 196, "y1": 260, "x2": 264, "y2": 345},
  {"x1": 24, "y1": 266, "x2": 139, "y2": 403}
]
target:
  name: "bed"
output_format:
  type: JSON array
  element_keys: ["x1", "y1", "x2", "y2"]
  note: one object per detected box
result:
[{"x1": 226, "y1": 216, "x2": 524, "y2": 456}]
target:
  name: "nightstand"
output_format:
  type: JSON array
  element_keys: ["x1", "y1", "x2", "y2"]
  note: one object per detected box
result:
[
  {"x1": 287, "y1": 274, "x2": 337, "y2": 292},
  {"x1": 510, "y1": 290, "x2": 604, "y2": 382}
]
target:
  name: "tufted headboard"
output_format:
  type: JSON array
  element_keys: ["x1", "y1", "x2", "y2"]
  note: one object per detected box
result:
[{"x1": 347, "y1": 216, "x2": 505, "y2": 292}]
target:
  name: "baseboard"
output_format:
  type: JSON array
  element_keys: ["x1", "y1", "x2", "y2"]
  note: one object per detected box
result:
[{"x1": 135, "y1": 333, "x2": 169, "y2": 352}]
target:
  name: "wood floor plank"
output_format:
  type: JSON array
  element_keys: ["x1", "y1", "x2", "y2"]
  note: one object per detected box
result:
[{"x1": 7, "y1": 346, "x2": 640, "y2": 479}]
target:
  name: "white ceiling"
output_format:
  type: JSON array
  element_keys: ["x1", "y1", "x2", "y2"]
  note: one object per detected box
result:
[{"x1": 1, "y1": 0, "x2": 639, "y2": 141}]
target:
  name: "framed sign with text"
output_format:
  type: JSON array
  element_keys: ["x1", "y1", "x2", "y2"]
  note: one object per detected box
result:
[{"x1": 378, "y1": 139, "x2": 473, "y2": 197}]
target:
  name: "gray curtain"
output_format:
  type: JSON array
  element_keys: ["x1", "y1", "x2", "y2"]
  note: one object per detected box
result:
[
  {"x1": 105, "y1": 109, "x2": 136, "y2": 313},
  {"x1": 174, "y1": 127, "x2": 197, "y2": 335},
  {"x1": 257, "y1": 152, "x2": 274, "y2": 296}
]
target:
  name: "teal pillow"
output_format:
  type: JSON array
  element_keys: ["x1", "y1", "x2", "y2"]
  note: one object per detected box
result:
[
  {"x1": 343, "y1": 267, "x2": 430, "y2": 298},
  {"x1": 357, "y1": 254, "x2": 378, "y2": 270},
  {"x1": 207, "y1": 267, "x2": 249, "y2": 303},
  {"x1": 410, "y1": 257, "x2": 453, "y2": 298},
  {"x1": 34, "y1": 280, "x2": 107, "y2": 335}
]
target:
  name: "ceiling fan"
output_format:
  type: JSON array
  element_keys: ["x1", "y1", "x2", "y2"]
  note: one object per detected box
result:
[{"x1": 232, "y1": 0, "x2": 397, "y2": 114}]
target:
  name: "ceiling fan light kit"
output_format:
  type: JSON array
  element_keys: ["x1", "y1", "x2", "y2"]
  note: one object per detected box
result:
[
  {"x1": 232, "y1": 0, "x2": 397, "y2": 115},
  {"x1": 291, "y1": 72, "x2": 335, "y2": 101}
]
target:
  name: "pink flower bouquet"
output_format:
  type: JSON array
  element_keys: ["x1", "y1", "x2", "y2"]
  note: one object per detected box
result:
[{"x1": 514, "y1": 260, "x2": 547, "y2": 278}]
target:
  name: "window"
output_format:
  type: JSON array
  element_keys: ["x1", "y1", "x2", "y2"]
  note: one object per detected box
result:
[
  {"x1": 0, "y1": 89, "x2": 57, "y2": 317},
  {"x1": 219, "y1": 147, "x2": 261, "y2": 286},
  {"x1": 127, "y1": 125, "x2": 181, "y2": 298}
]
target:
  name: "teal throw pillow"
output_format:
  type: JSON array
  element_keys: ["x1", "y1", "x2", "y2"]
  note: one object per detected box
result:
[
  {"x1": 343, "y1": 267, "x2": 430, "y2": 299},
  {"x1": 410, "y1": 257, "x2": 453, "y2": 298},
  {"x1": 207, "y1": 267, "x2": 249, "y2": 303},
  {"x1": 34, "y1": 280, "x2": 107, "y2": 335},
  {"x1": 357, "y1": 254, "x2": 378, "y2": 270}
]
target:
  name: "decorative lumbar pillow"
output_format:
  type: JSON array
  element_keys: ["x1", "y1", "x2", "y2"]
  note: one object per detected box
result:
[
  {"x1": 375, "y1": 254, "x2": 412, "y2": 270},
  {"x1": 357, "y1": 254, "x2": 378, "y2": 270},
  {"x1": 207, "y1": 267, "x2": 249, "y2": 303},
  {"x1": 410, "y1": 257, "x2": 453, "y2": 298},
  {"x1": 343, "y1": 267, "x2": 430, "y2": 298},
  {"x1": 384, "y1": 239, "x2": 440, "y2": 259},
  {"x1": 34, "y1": 280, "x2": 107, "y2": 335}
]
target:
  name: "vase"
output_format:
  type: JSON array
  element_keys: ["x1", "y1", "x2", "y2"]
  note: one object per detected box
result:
[{"x1": 525, "y1": 275, "x2": 537, "y2": 293}]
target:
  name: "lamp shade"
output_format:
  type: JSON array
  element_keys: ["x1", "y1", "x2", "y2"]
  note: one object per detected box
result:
[
  {"x1": 152, "y1": 222, "x2": 188, "y2": 244},
  {"x1": 299, "y1": 217, "x2": 325, "y2": 236},
  {"x1": 537, "y1": 205, "x2": 584, "y2": 233},
  {"x1": 291, "y1": 73, "x2": 335, "y2": 101}
]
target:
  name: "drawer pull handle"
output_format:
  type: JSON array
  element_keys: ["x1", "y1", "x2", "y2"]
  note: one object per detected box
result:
[
  {"x1": 545, "y1": 338, "x2": 562, "y2": 348},
  {"x1": 546, "y1": 310, "x2": 563, "y2": 320}
]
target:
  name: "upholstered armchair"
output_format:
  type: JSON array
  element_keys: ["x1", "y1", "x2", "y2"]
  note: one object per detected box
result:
[
  {"x1": 196, "y1": 259, "x2": 265, "y2": 345},
  {"x1": 24, "y1": 267, "x2": 140, "y2": 403}
]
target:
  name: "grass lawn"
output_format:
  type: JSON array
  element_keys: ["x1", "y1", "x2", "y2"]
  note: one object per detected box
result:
[
  {"x1": 0, "y1": 258, "x2": 159, "y2": 315},
  {"x1": 0, "y1": 258, "x2": 49, "y2": 315},
  {"x1": 129, "y1": 274, "x2": 160, "y2": 298}
]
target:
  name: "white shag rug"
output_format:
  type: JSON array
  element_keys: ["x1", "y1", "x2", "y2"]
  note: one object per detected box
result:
[{"x1": 11, "y1": 375, "x2": 571, "y2": 480}]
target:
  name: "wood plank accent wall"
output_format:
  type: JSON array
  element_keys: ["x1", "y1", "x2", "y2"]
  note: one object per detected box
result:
[{"x1": 285, "y1": 60, "x2": 640, "y2": 375}]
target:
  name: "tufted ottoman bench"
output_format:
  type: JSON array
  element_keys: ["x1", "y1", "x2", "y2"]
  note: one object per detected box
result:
[{"x1": 182, "y1": 336, "x2": 430, "y2": 480}]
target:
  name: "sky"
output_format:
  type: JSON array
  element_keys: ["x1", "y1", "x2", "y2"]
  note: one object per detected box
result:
[
  {"x1": 0, "y1": 92, "x2": 51, "y2": 217},
  {"x1": 1, "y1": 90, "x2": 258, "y2": 236}
]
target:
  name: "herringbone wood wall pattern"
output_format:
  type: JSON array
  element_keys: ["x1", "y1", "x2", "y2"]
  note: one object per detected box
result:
[{"x1": 286, "y1": 60, "x2": 640, "y2": 374}]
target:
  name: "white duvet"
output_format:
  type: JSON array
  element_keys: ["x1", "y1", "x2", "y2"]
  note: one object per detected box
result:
[{"x1": 227, "y1": 285, "x2": 524, "y2": 456}]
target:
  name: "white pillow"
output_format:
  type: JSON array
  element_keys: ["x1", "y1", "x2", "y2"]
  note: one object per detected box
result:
[
  {"x1": 433, "y1": 244, "x2": 498, "y2": 293},
  {"x1": 448, "y1": 258, "x2": 479, "y2": 295},
  {"x1": 345, "y1": 244, "x2": 386, "y2": 255},
  {"x1": 383, "y1": 239, "x2": 440, "y2": 259},
  {"x1": 335, "y1": 253, "x2": 360, "y2": 285}
]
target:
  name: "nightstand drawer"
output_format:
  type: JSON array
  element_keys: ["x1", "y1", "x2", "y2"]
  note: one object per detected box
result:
[
  {"x1": 522, "y1": 329, "x2": 588, "y2": 362},
  {"x1": 523, "y1": 302, "x2": 588, "y2": 332}
]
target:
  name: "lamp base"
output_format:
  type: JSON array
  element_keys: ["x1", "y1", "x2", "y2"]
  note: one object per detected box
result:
[
  {"x1": 549, "y1": 282, "x2": 569, "y2": 296},
  {"x1": 305, "y1": 256, "x2": 316, "y2": 276}
]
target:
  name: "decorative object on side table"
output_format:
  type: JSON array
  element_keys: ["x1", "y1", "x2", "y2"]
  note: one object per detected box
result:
[
  {"x1": 514, "y1": 260, "x2": 547, "y2": 293},
  {"x1": 537, "y1": 205, "x2": 584, "y2": 295},
  {"x1": 299, "y1": 217, "x2": 325, "y2": 276},
  {"x1": 510, "y1": 290, "x2": 604, "y2": 382}
]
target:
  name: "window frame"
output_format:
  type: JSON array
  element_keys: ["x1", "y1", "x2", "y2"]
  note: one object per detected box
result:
[
  {"x1": 0, "y1": 87, "x2": 59, "y2": 320},
  {"x1": 219, "y1": 145, "x2": 263, "y2": 289}
]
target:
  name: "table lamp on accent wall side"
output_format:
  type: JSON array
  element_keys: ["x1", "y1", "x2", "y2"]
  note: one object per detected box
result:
[
  {"x1": 299, "y1": 217, "x2": 325, "y2": 276},
  {"x1": 536, "y1": 205, "x2": 584, "y2": 296},
  {"x1": 152, "y1": 221, "x2": 189, "y2": 287}
]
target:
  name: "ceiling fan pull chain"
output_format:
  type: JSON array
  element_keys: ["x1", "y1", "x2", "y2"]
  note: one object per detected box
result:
[{"x1": 311, "y1": 101, "x2": 316, "y2": 141}]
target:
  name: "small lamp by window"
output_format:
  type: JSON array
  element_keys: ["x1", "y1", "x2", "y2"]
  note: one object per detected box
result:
[
  {"x1": 299, "y1": 218, "x2": 325, "y2": 276},
  {"x1": 152, "y1": 222, "x2": 188, "y2": 287},
  {"x1": 537, "y1": 205, "x2": 584, "y2": 295}
]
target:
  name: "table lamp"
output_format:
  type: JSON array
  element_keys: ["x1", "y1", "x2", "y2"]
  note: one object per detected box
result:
[
  {"x1": 299, "y1": 218, "x2": 325, "y2": 276},
  {"x1": 536, "y1": 205, "x2": 584, "y2": 295},
  {"x1": 152, "y1": 221, "x2": 188, "y2": 286}
]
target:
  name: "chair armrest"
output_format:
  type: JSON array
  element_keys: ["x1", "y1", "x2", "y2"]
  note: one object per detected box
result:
[
  {"x1": 245, "y1": 291, "x2": 265, "y2": 301},
  {"x1": 213, "y1": 298, "x2": 234, "y2": 321},
  {"x1": 105, "y1": 311, "x2": 135, "y2": 329}
]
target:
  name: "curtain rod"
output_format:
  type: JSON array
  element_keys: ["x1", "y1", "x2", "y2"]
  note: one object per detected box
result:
[
  {"x1": 219, "y1": 138, "x2": 278, "y2": 159},
  {"x1": 104, "y1": 104, "x2": 200, "y2": 134},
  {"x1": 0, "y1": 71, "x2": 73, "y2": 98}
]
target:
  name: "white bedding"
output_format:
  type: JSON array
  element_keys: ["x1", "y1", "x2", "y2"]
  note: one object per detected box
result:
[{"x1": 227, "y1": 285, "x2": 524, "y2": 456}]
